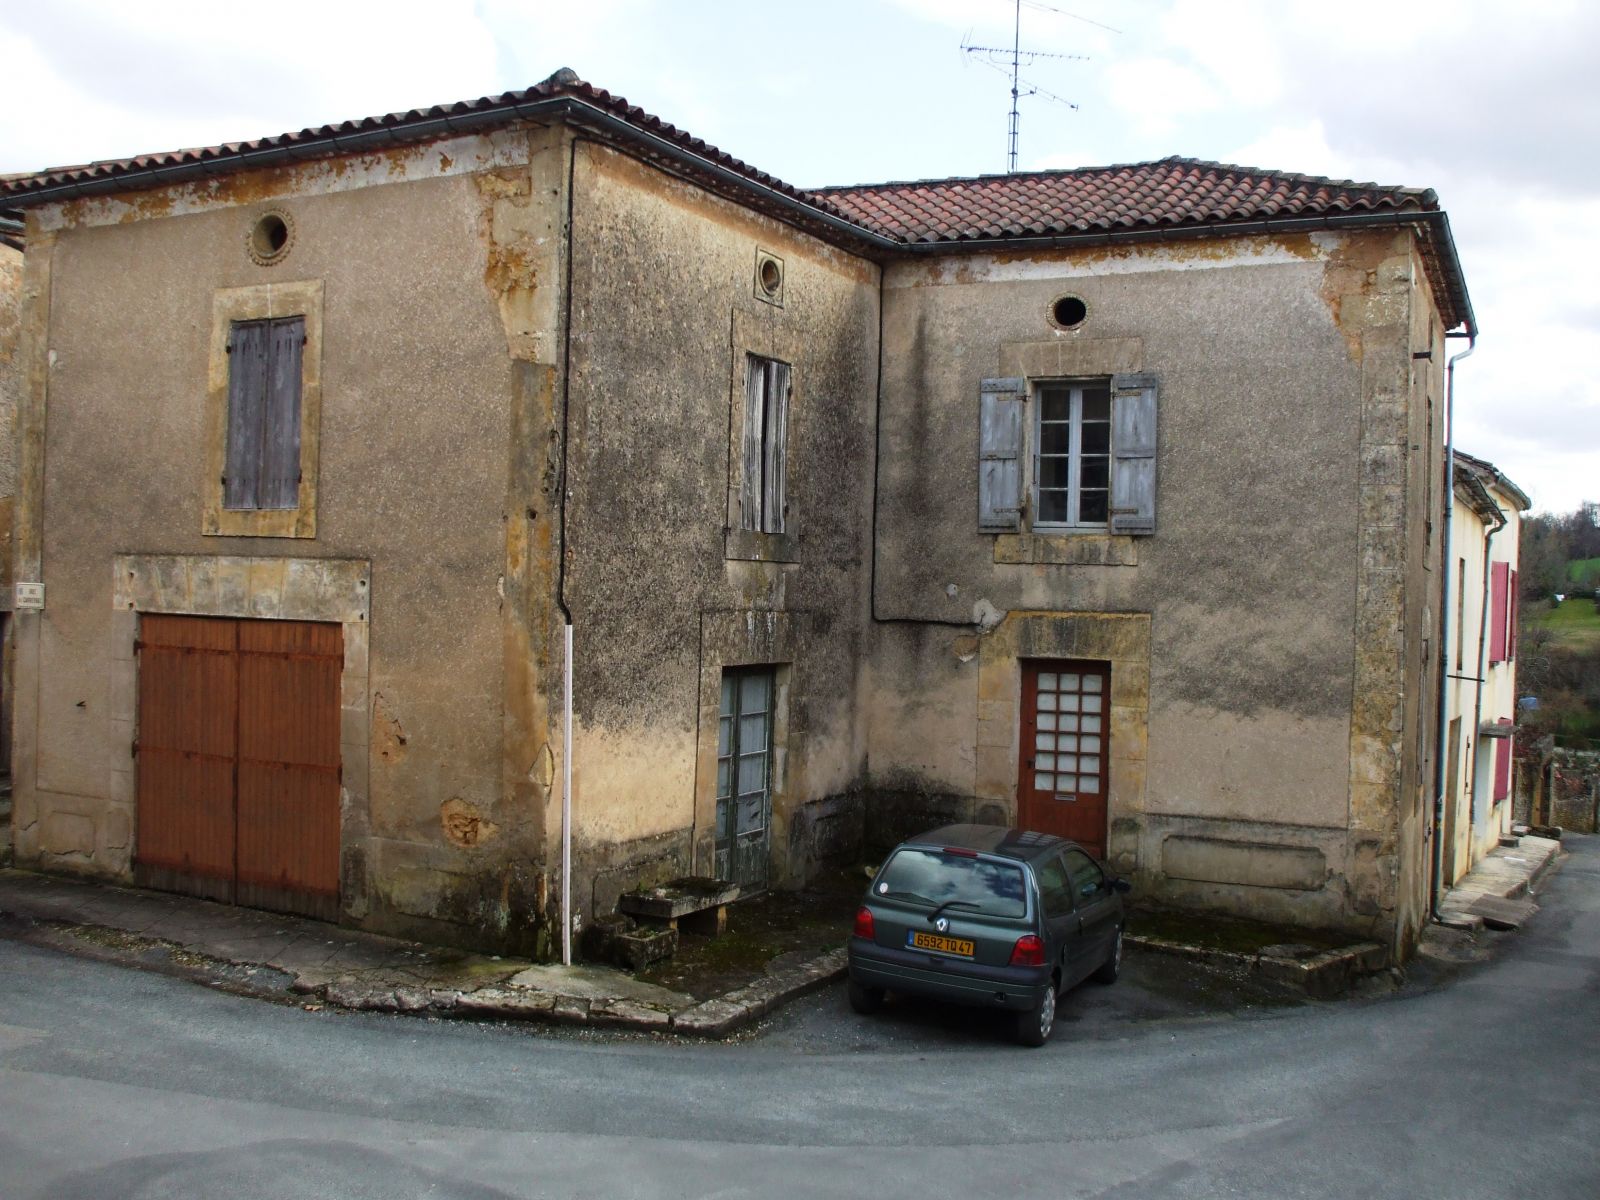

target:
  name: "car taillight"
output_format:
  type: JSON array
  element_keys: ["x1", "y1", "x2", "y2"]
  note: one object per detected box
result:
[
  {"x1": 853, "y1": 907, "x2": 876, "y2": 940},
  {"x1": 1009, "y1": 934, "x2": 1046, "y2": 967}
]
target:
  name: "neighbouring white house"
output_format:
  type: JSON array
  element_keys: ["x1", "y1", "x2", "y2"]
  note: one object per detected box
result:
[{"x1": 1440, "y1": 450, "x2": 1529, "y2": 886}]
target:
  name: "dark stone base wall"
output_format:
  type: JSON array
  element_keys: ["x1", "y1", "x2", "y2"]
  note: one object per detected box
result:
[
  {"x1": 784, "y1": 790, "x2": 865, "y2": 884},
  {"x1": 862, "y1": 788, "x2": 1007, "y2": 858}
]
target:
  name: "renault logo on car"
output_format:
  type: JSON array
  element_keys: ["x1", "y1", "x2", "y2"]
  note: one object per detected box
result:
[{"x1": 935, "y1": 917, "x2": 949, "y2": 933}]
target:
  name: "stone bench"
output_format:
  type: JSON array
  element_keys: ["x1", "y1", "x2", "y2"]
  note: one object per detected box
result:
[{"x1": 619, "y1": 878, "x2": 741, "y2": 937}]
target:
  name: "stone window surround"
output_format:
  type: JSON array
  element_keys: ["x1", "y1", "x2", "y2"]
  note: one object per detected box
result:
[
  {"x1": 994, "y1": 335, "x2": 1145, "y2": 567},
  {"x1": 203, "y1": 279, "x2": 324, "y2": 539},
  {"x1": 975, "y1": 610, "x2": 1150, "y2": 875},
  {"x1": 108, "y1": 554, "x2": 372, "y2": 910},
  {"x1": 725, "y1": 306, "x2": 803, "y2": 564}
]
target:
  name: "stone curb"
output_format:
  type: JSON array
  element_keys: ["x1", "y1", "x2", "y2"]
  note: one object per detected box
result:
[
  {"x1": 1126, "y1": 934, "x2": 1387, "y2": 999},
  {"x1": 669, "y1": 946, "x2": 849, "y2": 1038},
  {"x1": 314, "y1": 944, "x2": 850, "y2": 1039},
  {"x1": 1525, "y1": 841, "x2": 1565, "y2": 895}
]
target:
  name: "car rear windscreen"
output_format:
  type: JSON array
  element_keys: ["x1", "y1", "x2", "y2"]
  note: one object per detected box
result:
[{"x1": 875, "y1": 849, "x2": 1027, "y2": 919}]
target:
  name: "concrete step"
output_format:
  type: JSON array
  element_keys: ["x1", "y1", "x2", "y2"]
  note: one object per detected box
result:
[{"x1": 1466, "y1": 894, "x2": 1539, "y2": 930}]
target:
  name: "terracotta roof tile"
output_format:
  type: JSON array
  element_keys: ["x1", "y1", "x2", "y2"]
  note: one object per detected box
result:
[
  {"x1": 811, "y1": 158, "x2": 1436, "y2": 243},
  {"x1": 0, "y1": 69, "x2": 860, "y2": 228},
  {"x1": 0, "y1": 75, "x2": 1467, "y2": 328}
]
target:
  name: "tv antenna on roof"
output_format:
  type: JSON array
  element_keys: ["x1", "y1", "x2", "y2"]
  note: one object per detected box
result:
[{"x1": 962, "y1": 0, "x2": 1118, "y2": 173}]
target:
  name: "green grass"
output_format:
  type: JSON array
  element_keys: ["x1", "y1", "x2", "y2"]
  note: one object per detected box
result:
[
  {"x1": 1537, "y1": 596, "x2": 1600, "y2": 651},
  {"x1": 1568, "y1": 556, "x2": 1600, "y2": 584}
]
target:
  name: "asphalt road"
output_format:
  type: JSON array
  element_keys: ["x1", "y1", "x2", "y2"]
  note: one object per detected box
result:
[{"x1": 2, "y1": 837, "x2": 1596, "y2": 1199}]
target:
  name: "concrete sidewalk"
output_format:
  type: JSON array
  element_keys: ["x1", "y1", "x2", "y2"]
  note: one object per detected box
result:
[
  {"x1": 0, "y1": 869, "x2": 845, "y2": 1037},
  {"x1": 1436, "y1": 832, "x2": 1564, "y2": 933}
]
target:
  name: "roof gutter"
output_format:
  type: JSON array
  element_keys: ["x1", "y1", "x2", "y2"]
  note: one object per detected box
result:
[
  {"x1": 897, "y1": 208, "x2": 1475, "y2": 334},
  {"x1": 0, "y1": 96, "x2": 1475, "y2": 329},
  {"x1": 0, "y1": 93, "x2": 899, "y2": 253}
]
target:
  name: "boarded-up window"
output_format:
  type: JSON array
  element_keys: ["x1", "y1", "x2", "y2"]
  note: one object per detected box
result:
[
  {"x1": 741, "y1": 354, "x2": 790, "y2": 534},
  {"x1": 1489, "y1": 561, "x2": 1510, "y2": 664},
  {"x1": 225, "y1": 316, "x2": 304, "y2": 511}
]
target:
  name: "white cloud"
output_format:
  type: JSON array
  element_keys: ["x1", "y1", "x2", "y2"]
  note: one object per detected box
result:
[{"x1": 1101, "y1": 56, "x2": 1222, "y2": 138}]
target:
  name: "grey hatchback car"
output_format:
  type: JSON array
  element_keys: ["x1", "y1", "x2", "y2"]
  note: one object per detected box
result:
[{"x1": 847, "y1": 824, "x2": 1130, "y2": 1046}]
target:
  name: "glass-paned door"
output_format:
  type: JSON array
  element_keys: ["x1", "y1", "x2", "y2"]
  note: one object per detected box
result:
[
  {"x1": 716, "y1": 667, "x2": 775, "y2": 889},
  {"x1": 1018, "y1": 659, "x2": 1110, "y2": 858}
]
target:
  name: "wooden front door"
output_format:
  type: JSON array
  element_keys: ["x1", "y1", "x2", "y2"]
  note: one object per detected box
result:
[
  {"x1": 1018, "y1": 659, "x2": 1110, "y2": 858},
  {"x1": 134, "y1": 614, "x2": 342, "y2": 921},
  {"x1": 715, "y1": 667, "x2": 775, "y2": 890}
]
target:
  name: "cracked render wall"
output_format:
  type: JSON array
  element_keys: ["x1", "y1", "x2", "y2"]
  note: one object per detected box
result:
[
  {"x1": 1, "y1": 239, "x2": 19, "y2": 775},
  {"x1": 867, "y1": 228, "x2": 1443, "y2": 955},
  {"x1": 559, "y1": 142, "x2": 878, "y2": 925},
  {"x1": 8, "y1": 127, "x2": 573, "y2": 955}
]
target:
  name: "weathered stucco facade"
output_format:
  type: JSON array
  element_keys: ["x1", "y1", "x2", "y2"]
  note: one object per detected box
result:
[
  {"x1": 2, "y1": 72, "x2": 1476, "y2": 960},
  {"x1": 1, "y1": 228, "x2": 20, "y2": 788},
  {"x1": 559, "y1": 140, "x2": 877, "y2": 917},
  {"x1": 867, "y1": 228, "x2": 1450, "y2": 952}
]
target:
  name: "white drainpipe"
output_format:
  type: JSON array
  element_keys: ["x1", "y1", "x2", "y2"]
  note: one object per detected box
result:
[{"x1": 562, "y1": 622, "x2": 574, "y2": 966}]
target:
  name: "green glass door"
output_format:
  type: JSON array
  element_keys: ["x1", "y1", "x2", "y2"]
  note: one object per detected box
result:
[{"x1": 716, "y1": 667, "x2": 774, "y2": 889}]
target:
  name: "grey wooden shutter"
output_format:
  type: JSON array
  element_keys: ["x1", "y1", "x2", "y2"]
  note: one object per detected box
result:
[
  {"x1": 259, "y1": 316, "x2": 305, "y2": 510},
  {"x1": 223, "y1": 319, "x2": 270, "y2": 510},
  {"x1": 763, "y1": 360, "x2": 789, "y2": 533},
  {"x1": 1110, "y1": 373, "x2": 1158, "y2": 534},
  {"x1": 978, "y1": 377, "x2": 1025, "y2": 532},
  {"x1": 740, "y1": 354, "x2": 764, "y2": 531}
]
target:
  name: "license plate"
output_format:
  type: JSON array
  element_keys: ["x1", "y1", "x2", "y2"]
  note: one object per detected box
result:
[{"x1": 908, "y1": 930, "x2": 975, "y2": 957}]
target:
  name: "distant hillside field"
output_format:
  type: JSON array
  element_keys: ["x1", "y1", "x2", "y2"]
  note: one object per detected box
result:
[
  {"x1": 1568, "y1": 556, "x2": 1600, "y2": 584},
  {"x1": 1538, "y1": 596, "x2": 1600, "y2": 651}
]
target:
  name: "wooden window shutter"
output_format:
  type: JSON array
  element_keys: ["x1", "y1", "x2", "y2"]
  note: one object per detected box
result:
[
  {"x1": 763, "y1": 360, "x2": 790, "y2": 534},
  {"x1": 978, "y1": 377, "x2": 1024, "y2": 532},
  {"x1": 741, "y1": 354, "x2": 765, "y2": 532},
  {"x1": 1508, "y1": 568, "x2": 1519, "y2": 660},
  {"x1": 223, "y1": 320, "x2": 271, "y2": 510},
  {"x1": 1493, "y1": 718, "x2": 1513, "y2": 801},
  {"x1": 1489, "y1": 561, "x2": 1509, "y2": 663},
  {"x1": 259, "y1": 316, "x2": 305, "y2": 510},
  {"x1": 1110, "y1": 373, "x2": 1158, "y2": 535}
]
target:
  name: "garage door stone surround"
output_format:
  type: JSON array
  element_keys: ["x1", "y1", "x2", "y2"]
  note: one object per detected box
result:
[{"x1": 110, "y1": 554, "x2": 372, "y2": 915}]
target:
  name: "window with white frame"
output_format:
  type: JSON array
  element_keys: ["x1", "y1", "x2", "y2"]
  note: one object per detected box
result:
[
  {"x1": 978, "y1": 373, "x2": 1157, "y2": 536},
  {"x1": 1033, "y1": 380, "x2": 1111, "y2": 528}
]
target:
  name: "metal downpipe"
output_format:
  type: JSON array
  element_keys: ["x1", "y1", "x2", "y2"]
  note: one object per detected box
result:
[{"x1": 1431, "y1": 332, "x2": 1476, "y2": 919}]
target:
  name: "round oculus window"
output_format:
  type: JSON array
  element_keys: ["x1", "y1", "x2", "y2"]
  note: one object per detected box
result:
[
  {"x1": 248, "y1": 210, "x2": 294, "y2": 265},
  {"x1": 1051, "y1": 294, "x2": 1088, "y2": 329}
]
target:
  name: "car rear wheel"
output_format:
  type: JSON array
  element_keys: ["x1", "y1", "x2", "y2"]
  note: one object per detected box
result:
[
  {"x1": 1015, "y1": 981, "x2": 1057, "y2": 1047},
  {"x1": 1093, "y1": 926, "x2": 1123, "y2": 985},
  {"x1": 847, "y1": 978, "x2": 885, "y2": 1015}
]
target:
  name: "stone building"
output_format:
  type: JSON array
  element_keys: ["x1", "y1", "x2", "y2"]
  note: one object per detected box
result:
[
  {"x1": 0, "y1": 71, "x2": 1474, "y2": 960},
  {"x1": 1, "y1": 205, "x2": 22, "y2": 812}
]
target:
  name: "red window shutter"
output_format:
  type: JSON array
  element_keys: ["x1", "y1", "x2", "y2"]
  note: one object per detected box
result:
[
  {"x1": 1493, "y1": 719, "x2": 1513, "y2": 801},
  {"x1": 1508, "y1": 569, "x2": 1519, "y2": 659},
  {"x1": 1489, "y1": 562, "x2": 1509, "y2": 663}
]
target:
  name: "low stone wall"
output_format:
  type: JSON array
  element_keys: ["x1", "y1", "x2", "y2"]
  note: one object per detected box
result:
[{"x1": 1549, "y1": 750, "x2": 1600, "y2": 833}]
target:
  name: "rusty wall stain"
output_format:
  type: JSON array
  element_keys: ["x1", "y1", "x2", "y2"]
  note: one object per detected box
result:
[
  {"x1": 441, "y1": 797, "x2": 499, "y2": 847},
  {"x1": 372, "y1": 691, "x2": 409, "y2": 764}
]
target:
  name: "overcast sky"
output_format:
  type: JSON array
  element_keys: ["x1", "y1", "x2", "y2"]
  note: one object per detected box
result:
[{"x1": 2, "y1": 0, "x2": 1594, "y2": 514}]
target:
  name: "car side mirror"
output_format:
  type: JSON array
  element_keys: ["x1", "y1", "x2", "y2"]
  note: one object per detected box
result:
[{"x1": 1110, "y1": 877, "x2": 1132, "y2": 894}]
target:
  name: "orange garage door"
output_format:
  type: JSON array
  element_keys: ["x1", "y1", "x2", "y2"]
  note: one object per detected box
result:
[{"x1": 134, "y1": 614, "x2": 342, "y2": 921}]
